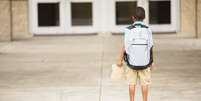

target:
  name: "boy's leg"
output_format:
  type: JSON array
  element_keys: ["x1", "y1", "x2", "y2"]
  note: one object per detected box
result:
[
  {"x1": 126, "y1": 67, "x2": 138, "y2": 101},
  {"x1": 129, "y1": 85, "x2": 136, "y2": 101},
  {"x1": 138, "y1": 68, "x2": 151, "y2": 101},
  {"x1": 141, "y1": 85, "x2": 149, "y2": 101}
]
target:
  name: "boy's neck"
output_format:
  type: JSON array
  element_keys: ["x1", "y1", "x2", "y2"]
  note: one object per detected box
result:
[
  {"x1": 135, "y1": 20, "x2": 143, "y2": 22},
  {"x1": 134, "y1": 20, "x2": 144, "y2": 24}
]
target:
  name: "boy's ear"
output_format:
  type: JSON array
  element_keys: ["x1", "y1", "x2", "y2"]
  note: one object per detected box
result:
[{"x1": 131, "y1": 16, "x2": 136, "y2": 21}]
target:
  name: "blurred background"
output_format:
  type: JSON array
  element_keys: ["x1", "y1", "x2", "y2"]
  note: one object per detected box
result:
[
  {"x1": 0, "y1": 0, "x2": 200, "y2": 38},
  {"x1": 0, "y1": 0, "x2": 201, "y2": 101}
]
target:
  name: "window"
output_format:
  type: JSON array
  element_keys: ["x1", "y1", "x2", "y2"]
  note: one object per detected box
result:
[
  {"x1": 38, "y1": 3, "x2": 60, "y2": 26},
  {"x1": 115, "y1": 1, "x2": 137, "y2": 25},
  {"x1": 30, "y1": 0, "x2": 178, "y2": 34},
  {"x1": 71, "y1": 3, "x2": 93, "y2": 26},
  {"x1": 149, "y1": 0, "x2": 171, "y2": 24}
]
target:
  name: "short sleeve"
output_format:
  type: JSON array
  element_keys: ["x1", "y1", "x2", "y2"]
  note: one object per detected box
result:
[
  {"x1": 124, "y1": 28, "x2": 130, "y2": 51},
  {"x1": 148, "y1": 28, "x2": 154, "y2": 47}
]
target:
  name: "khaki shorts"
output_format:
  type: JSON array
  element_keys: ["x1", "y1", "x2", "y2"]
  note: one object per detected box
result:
[{"x1": 126, "y1": 66, "x2": 151, "y2": 85}]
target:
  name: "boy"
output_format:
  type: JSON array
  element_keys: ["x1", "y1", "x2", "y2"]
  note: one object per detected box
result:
[{"x1": 117, "y1": 7, "x2": 155, "y2": 101}]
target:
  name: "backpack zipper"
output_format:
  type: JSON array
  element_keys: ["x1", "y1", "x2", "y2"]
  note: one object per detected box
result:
[{"x1": 132, "y1": 44, "x2": 148, "y2": 45}]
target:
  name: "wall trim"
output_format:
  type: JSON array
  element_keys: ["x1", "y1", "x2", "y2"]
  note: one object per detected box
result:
[{"x1": 9, "y1": 0, "x2": 13, "y2": 41}]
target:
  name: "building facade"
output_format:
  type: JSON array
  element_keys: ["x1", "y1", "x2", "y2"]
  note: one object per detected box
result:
[{"x1": 0, "y1": 0, "x2": 201, "y2": 41}]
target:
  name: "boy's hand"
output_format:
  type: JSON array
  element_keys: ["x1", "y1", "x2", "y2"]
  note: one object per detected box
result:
[
  {"x1": 117, "y1": 46, "x2": 125, "y2": 67},
  {"x1": 117, "y1": 61, "x2": 123, "y2": 67},
  {"x1": 150, "y1": 62, "x2": 155, "y2": 71}
]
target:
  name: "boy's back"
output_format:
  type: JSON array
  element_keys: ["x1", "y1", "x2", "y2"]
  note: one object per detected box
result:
[
  {"x1": 124, "y1": 21, "x2": 153, "y2": 70},
  {"x1": 116, "y1": 7, "x2": 155, "y2": 101}
]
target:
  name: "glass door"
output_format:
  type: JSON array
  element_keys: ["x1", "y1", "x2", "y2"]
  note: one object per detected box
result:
[
  {"x1": 29, "y1": 0, "x2": 98, "y2": 35},
  {"x1": 148, "y1": 0, "x2": 180, "y2": 32},
  {"x1": 108, "y1": 0, "x2": 179, "y2": 33},
  {"x1": 65, "y1": 0, "x2": 98, "y2": 34},
  {"x1": 29, "y1": 0, "x2": 66, "y2": 35}
]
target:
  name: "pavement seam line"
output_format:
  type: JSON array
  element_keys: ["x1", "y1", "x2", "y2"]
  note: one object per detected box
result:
[{"x1": 99, "y1": 36, "x2": 105, "y2": 101}]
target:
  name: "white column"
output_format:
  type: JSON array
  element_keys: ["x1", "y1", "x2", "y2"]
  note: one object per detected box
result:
[
  {"x1": 93, "y1": 0, "x2": 102, "y2": 32},
  {"x1": 63, "y1": 0, "x2": 71, "y2": 33},
  {"x1": 137, "y1": 0, "x2": 149, "y2": 24},
  {"x1": 98, "y1": 0, "x2": 113, "y2": 33}
]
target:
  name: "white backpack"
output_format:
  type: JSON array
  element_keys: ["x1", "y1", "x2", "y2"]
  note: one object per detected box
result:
[{"x1": 124, "y1": 24, "x2": 153, "y2": 70}]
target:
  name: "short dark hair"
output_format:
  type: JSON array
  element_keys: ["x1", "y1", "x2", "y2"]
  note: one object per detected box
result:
[{"x1": 134, "y1": 7, "x2": 145, "y2": 21}]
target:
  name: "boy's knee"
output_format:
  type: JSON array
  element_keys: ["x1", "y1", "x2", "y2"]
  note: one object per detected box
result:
[{"x1": 129, "y1": 85, "x2": 136, "y2": 89}]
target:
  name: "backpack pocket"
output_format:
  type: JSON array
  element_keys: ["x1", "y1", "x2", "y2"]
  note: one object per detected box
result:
[{"x1": 127, "y1": 40, "x2": 150, "y2": 66}]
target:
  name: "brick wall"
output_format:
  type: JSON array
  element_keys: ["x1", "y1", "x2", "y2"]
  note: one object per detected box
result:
[
  {"x1": 0, "y1": 0, "x2": 31, "y2": 41},
  {"x1": 0, "y1": 0, "x2": 11, "y2": 41}
]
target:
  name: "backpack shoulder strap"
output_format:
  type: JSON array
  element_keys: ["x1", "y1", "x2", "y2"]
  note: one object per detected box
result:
[
  {"x1": 133, "y1": 24, "x2": 149, "y2": 28},
  {"x1": 126, "y1": 25, "x2": 136, "y2": 30}
]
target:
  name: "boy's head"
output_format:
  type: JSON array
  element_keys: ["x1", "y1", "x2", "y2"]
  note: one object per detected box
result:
[{"x1": 133, "y1": 7, "x2": 145, "y2": 21}]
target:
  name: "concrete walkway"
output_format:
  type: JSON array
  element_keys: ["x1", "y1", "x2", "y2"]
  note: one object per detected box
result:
[{"x1": 0, "y1": 35, "x2": 201, "y2": 101}]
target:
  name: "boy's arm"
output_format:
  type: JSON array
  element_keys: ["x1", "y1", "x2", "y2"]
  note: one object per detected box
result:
[
  {"x1": 150, "y1": 46, "x2": 155, "y2": 71},
  {"x1": 148, "y1": 28, "x2": 155, "y2": 70},
  {"x1": 117, "y1": 46, "x2": 125, "y2": 67}
]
